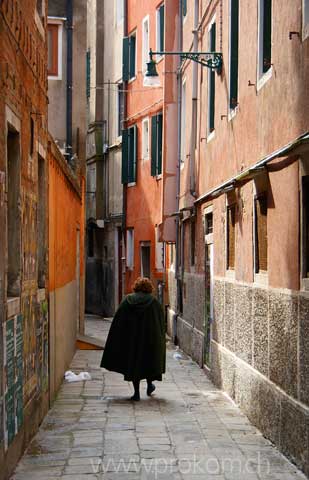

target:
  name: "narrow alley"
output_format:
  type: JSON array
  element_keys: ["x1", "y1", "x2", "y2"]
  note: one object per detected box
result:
[{"x1": 10, "y1": 319, "x2": 306, "y2": 480}]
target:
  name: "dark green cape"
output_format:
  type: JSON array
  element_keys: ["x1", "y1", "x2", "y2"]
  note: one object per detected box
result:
[{"x1": 100, "y1": 292, "x2": 166, "y2": 381}]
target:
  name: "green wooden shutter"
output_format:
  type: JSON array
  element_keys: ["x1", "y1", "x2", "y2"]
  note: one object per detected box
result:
[
  {"x1": 229, "y1": 0, "x2": 239, "y2": 109},
  {"x1": 209, "y1": 23, "x2": 216, "y2": 132},
  {"x1": 151, "y1": 116, "x2": 157, "y2": 176},
  {"x1": 157, "y1": 113, "x2": 163, "y2": 175},
  {"x1": 122, "y1": 129, "x2": 129, "y2": 184},
  {"x1": 263, "y1": 0, "x2": 272, "y2": 73},
  {"x1": 86, "y1": 50, "x2": 90, "y2": 98},
  {"x1": 132, "y1": 124, "x2": 137, "y2": 182},
  {"x1": 183, "y1": 0, "x2": 187, "y2": 17},
  {"x1": 129, "y1": 35, "x2": 136, "y2": 79},
  {"x1": 122, "y1": 37, "x2": 129, "y2": 81},
  {"x1": 159, "y1": 4, "x2": 165, "y2": 52}
]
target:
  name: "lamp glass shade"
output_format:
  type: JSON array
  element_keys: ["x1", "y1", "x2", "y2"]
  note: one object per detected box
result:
[{"x1": 143, "y1": 74, "x2": 161, "y2": 87}]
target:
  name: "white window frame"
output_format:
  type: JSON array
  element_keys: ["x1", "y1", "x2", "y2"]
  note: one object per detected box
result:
[
  {"x1": 126, "y1": 229, "x2": 134, "y2": 270},
  {"x1": 116, "y1": 0, "x2": 124, "y2": 26},
  {"x1": 180, "y1": 78, "x2": 186, "y2": 165},
  {"x1": 156, "y1": 4, "x2": 164, "y2": 61},
  {"x1": 47, "y1": 18, "x2": 64, "y2": 80},
  {"x1": 155, "y1": 227, "x2": 164, "y2": 271},
  {"x1": 257, "y1": 0, "x2": 273, "y2": 91},
  {"x1": 142, "y1": 15, "x2": 150, "y2": 73},
  {"x1": 303, "y1": 0, "x2": 309, "y2": 40},
  {"x1": 142, "y1": 117, "x2": 149, "y2": 160}
]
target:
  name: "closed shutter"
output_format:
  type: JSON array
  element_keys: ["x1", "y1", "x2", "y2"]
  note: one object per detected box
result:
[
  {"x1": 183, "y1": 0, "x2": 187, "y2": 16},
  {"x1": 121, "y1": 129, "x2": 129, "y2": 184},
  {"x1": 132, "y1": 124, "x2": 137, "y2": 183},
  {"x1": 227, "y1": 204, "x2": 236, "y2": 269},
  {"x1": 229, "y1": 0, "x2": 239, "y2": 109},
  {"x1": 255, "y1": 194, "x2": 268, "y2": 272},
  {"x1": 129, "y1": 35, "x2": 136, "y2": 79},
  {"x1": 303, "y1": 176, "x2": 309, "y2": 277},
  {"x1": 86, "y1": 50, "x2": 90, "y2": 98},
  {"x1": 209, "y1": 23, "x2": 216, "y2": 132},
  {"x1": 151, "y1": 116, "x2": 157, "y2": 176},
  {"x1": 157, "y1": 113, "x2": 163, "y2": 175},
  {"x1": 159, "y1": 4, "x2": 165, "y2": 52},
  {"x1": 263, "y1": 0, "x2": 272, "y2": 73},
  {"x1": 122, "y1": 37, "x2": 129, "y2": 81}
]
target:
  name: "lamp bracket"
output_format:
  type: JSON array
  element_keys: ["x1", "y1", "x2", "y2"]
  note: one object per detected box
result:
[{"x1": 150, "y1": 49, "x2": 223, "y2": 73}]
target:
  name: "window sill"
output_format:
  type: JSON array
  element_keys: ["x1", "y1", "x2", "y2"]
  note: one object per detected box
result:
[
  {"x1": 7, "y1": 297, "x2": 21, "y2": 318},
  {"x1": 205, "y1": 233, "x2": 213, "y2": 245},
  {"x1": 156, "y1": 174, "x2": 162, "y2": 180},
  {"x1": 301, "y1": 278, "x2": 309, "y2": 291},
  {"x1": 257, "y1": 67, "x2": 272, "y2": 92},
  {"x1": 207, "y1": 130, "x2": 215, "y2": 143},
  {"x1": 228, "y1": 106, "x2": 238, "y2": 122},
  {"x1": 48, "y1": 75, "x2": 62, "y2": 81},
  {"x1": 127, "y1": 182, "x2": 136, "y2": 187},
  {"x1": 128, "y1": 76, "x2": 136, "y2": 84},
  {"x1": 225, "y1": 269, "x2": 235, "y2": 280},
  {"x1": 254, "y1": 272, "x2": 268, "y2": 287}
]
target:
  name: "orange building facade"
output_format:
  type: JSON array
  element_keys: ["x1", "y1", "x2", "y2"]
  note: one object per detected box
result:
[{"x1": 123, "y1": 0, "x2": 179, "y2": 301}]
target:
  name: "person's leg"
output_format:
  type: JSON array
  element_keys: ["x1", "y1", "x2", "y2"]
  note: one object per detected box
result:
[
  {"x1": 131, "y1": 380, "x2": 140, "y2": 401},
  {"x1": 146, "y1": 378, "x2": 156, "y2": 396}
]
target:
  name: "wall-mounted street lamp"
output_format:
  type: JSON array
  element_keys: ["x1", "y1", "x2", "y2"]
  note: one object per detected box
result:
[{"x1": 143, "y1": 48, "x2": 223, "y2": 87}]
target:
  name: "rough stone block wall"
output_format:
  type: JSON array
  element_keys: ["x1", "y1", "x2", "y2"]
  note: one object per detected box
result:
[
  {"x1": 211, "y1": 278, "x2": 309, "y2": 475},
  {"x1": 175, "y1": 273, "x2": 205, "y2": 366}
]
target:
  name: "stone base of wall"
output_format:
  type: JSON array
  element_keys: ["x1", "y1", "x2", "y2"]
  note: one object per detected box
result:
[
  {"x1": 211, "y1": 340, "x2": 309, "y2": 476},
  {"x1": 0, "y1": 391, "x2": 49, "y2": 480}
]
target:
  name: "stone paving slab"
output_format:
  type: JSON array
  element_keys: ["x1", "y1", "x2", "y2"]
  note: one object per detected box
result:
[{"x1": 10, "y1": 324, "x2": 308, "y2": 480}]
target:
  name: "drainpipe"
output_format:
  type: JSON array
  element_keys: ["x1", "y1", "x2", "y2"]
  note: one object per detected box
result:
[
  {"x1": 189, "y1": 0, "x2": 199, "y2": 197},
  {"x1": 66, "y1": 0, "x2": 73, "y2": 163},
  {"x1": 122, "y1": 0, "x2": 128, "y2": 299},
  {"x1": 175, "y1": 0, "x2": 183, "y2": 340}
]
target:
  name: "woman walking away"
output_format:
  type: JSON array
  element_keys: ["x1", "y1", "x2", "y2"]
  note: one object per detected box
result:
[{"x1": 100, "y1": 277, "x2": 166, "y2": 401}]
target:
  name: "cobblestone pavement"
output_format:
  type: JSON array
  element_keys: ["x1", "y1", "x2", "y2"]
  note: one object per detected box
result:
[
  {"x1": 11, "y1": 321, "x2": 307, "y2": 480},
  {"x1": 84, "y1": 315, "x2": 112, "y2": 344}
]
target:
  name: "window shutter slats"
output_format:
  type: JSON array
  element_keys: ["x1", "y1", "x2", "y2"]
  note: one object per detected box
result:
[
  {"x1": 159, "y1": 4, "x2": 165, "y2": 52},
  {"x1": 122, "y1": 37, "x2": 129, "y2": 81},
  {"x1": 227, "y1": 205, "x2": 236, "y2": 269},
  {"x1": 256, "y1": 195, "x2": 268, "y2": 271},
  {"x1": 132, "y1": 124, "x2": 137, "y2": 183},
  {"x1": 151, "y1": 116, "x2": 157, "y2": 176},
  {"x1": 263, "y1": 0, "x2": 272, "y2": 73},
  {"x1": 157, "y1": 113, "x2": 163, "y2": 175},
  {"x1": 86, "y1": 50, "x2": 90, "y2": 98},
  {"x1": 209, "y1": 23, "x2": 216, "y2": 132},
  {"x1": 229, "y1": 0, "x2": 239, "y2": 109},
  {"x1": 121, "y1": 129, "x2": 129, "y2": 184},
  {"x1": 129, "y1": 35, "x2": 136, "y2": 79}
]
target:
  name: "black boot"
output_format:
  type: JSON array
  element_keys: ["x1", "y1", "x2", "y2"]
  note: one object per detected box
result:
[
  {"x1": 146, "y1": 379, "x2": 156, "y2": 396},
  {"x1": 131, "y1": 380, "x2": 140, "y2": 401}
]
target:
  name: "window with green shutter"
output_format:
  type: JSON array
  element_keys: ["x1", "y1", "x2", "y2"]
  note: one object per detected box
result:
[
  {"x1": 122, "y1": 34, "x2": 136, "y2": 81},
  {"x1": 151, "y1": 113, "x2": 163, "y2": 177},
  {"x1": 122, "y1": 125, "x2": 138, "y2": 184},
  {"x1": 208, "y1": 22, "x2": 216, "y2": 133},
  {"x1": 157, "y1": 4, "x2": 165, "y2": 53},
  {"x1": 262, "y1": 0, "x2": 272, "y2": 74},
  {"x1": 229, "y1": 0, "x2": 239, "y2": 110},
  {"x1": 183, "y1": 0, "x2": 187, "y2": 17}
]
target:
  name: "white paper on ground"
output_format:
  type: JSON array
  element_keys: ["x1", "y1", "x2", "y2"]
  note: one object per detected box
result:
[{"x1": 64, "y1": 370, "x2": 92, "y2": 382}]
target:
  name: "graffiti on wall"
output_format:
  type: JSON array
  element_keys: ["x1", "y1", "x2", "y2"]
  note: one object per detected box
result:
[{"x1": 3, "y1": 314, "x2": 23, "y2": 449}]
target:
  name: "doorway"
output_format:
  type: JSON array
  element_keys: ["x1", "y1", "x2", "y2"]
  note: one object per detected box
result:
[
  {"x1": 140, "y1": 242, "x2": 151, "y2": 278},
  {"x1": 204, "y1": 210, "x2": 214, "y2": 368}
]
